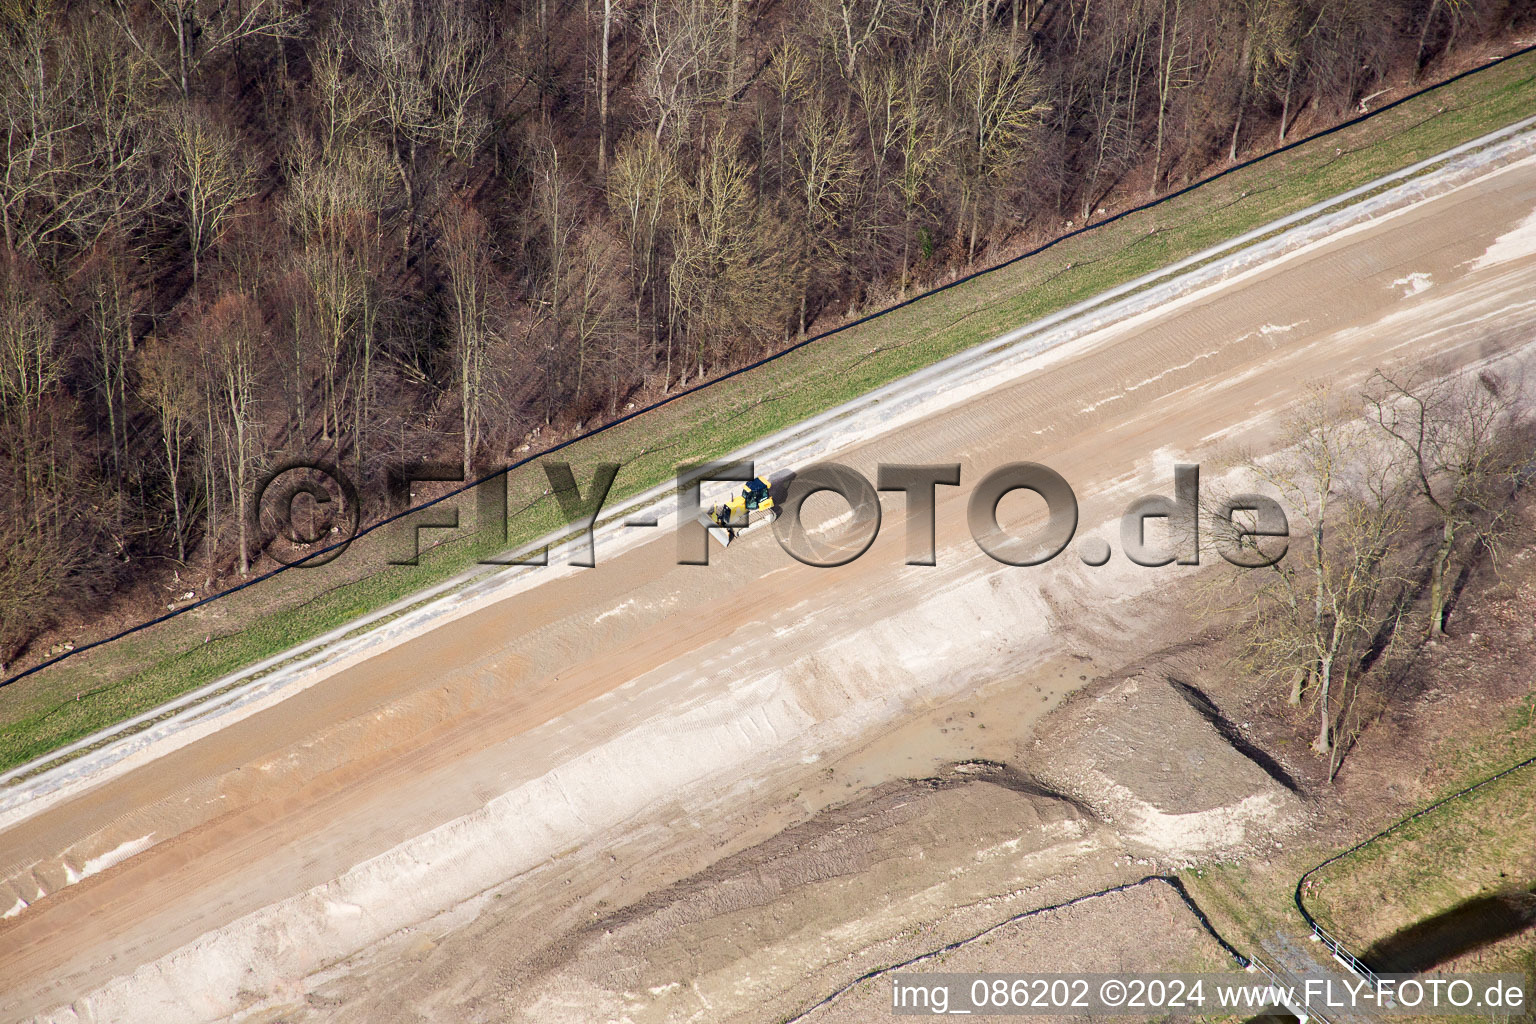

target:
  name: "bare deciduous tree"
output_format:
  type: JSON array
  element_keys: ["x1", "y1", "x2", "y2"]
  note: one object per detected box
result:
[
  {"x1": 889, "y1": 54, "x2": 947, "y2": 296},
  {"x1": 818, "y1": 0, "x2": 917, "y2": 80},
  {"x1": 202, "y1": 293, "x2": 265, "y2": 575},
  {"x1": 1210, "y1": 391, "x2": 1408, "y2": 779},
  {"x1": 638, "y1": 0, "x2": 734, "y2": 146},
  {"x1": 139, "y1": 339, "x2": 197, "y2": 562},
  {"x1": 284, "y1": 135, "x2": 390, "y2": 446},
  {"x1": 1414, "y1": 0, "x2": 1471, "y2": 80},
  {"x1": 1225, "y1": 0, "x2": 1299, "y2": 160},
  {"x1": 309, "y1": 34, "x2": 377, "y2": 160},
  {"x1": 1151, "y1": 0, "x2": 1196, "y2": 191},
  {"x1": 562, "y1": 228, "x2": 626, "y2": 414},
  {"x1": 350, "y1": 0, "x2": 492, "y2": 247},
  {"x1": 667, "y1": 134, "x2": 792, "y2": 383},
  {"x1": 1365, "y1": 367, "x2": 1528, "y2": 634},
  {"x1": 788, "y1": 94, "x2": 858, "y2": 332},
  {"x1": 160, "y1": 106, "x2": 255, "y2": 282},
  {"x1": 0, "y1": 12, "x2": 155, "y2": 258},
  {"x1": 439, "y1": 198, "x2": 494, "y2": 468},
  {"x1": 110, "y1": 0, "x2": 300, "y2": 99},
  {"x1": 0, "y1": 268, "x2": 57, "y2": 522},
  {"x1": 608, "y1": 133, "x2": 679, "y2": 364},
  {"x1": 945, "y1": 29, "x2": 1047, "y2": 256},
  {"x1": 80, "y1": 256, "x2": 135, "y2": 487},
  {"x1": 597, "y1": 0, "x2": 617, "y2": 175},
  {"x1": 764, "y1": 41, "x2": 810, "y2": 189}
]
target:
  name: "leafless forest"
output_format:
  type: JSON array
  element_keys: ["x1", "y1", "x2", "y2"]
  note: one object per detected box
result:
[{"x1": 0, "y1": 0, "x2": 1530, "y2": 664}]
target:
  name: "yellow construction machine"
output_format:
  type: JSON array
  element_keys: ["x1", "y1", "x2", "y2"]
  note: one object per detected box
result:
[{"x1": 703, "y1": 476, "x2": 778, "y2": 546}]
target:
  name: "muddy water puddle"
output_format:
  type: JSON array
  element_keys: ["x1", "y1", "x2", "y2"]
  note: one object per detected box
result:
[{"x1": 787, "y1": 653, "x2": 1099, "y2": 814}]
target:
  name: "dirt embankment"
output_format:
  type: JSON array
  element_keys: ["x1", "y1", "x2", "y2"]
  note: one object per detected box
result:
[
  {"x1": 283, "y1": 644, "x2": 1313, "y2": 1024},
  {"x1": 296, "y1": 496, "x2": 1536, "y2": 1024}
]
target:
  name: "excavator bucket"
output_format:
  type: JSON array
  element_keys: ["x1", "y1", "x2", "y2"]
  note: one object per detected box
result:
[
  {"x1": 698, "y1": 506, "x2": 775, "y2": 548},
  {"x1": 698, "y1": 506, "x2": 739, "y2": 548}
]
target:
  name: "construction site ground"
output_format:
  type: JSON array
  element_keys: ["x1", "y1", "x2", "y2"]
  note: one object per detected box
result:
[{"x1": 4, "y1": 141, "x2": 1536, "y2": 1024}]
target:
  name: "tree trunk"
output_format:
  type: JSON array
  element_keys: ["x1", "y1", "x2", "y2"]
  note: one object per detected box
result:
[
  {"x1": 357, "y1": 300, "x2": 375, "y2": 482},
  {"x1": 538, "y1": 0, "x2": 549, "y2": 89},
  {"x1": 1414, "y1": 0, "x2": 1444, "y2": 82},
  {"x1": 175, "y1": 4, "x2": 190, "y2": 99},
  {"x1": 1151, "y1": 0, "x2": 1172, "y2": 197},
  {"x1": 1288, "y1": 666, "x2": 1306, "y2": 706},
  {"x1": 900, "y1": 232, "x2": 911, "y2": 299},
  {"x1": 203, "y1": 379, "x2": 220, "y2": 572},
  {"x1": 598, "y1": 0, "x2": 612, "y2": 175},
  {"x1": 291, "y1": 310, "x2": 306, "y2": 440},
  {"x1": 1278, "y1": 62, "x2": 1296, "y2": 144},
  {"x1": 1428, "y1": 522, "x2": 1454, "y2": 634},
  {"x1": 663, "y1": 322, "x2": 674, "y2": 392},
  {"x1": 172, "y1": 474, "x2": 185, "y2": 563},
  {"x1": 98, "y1": 331, "x2": 122, "y2": 484},
  {"x1": 1229, "y1": 32, "x2": 1252, "y2": 162},
  {"x1": 235, "y1": 435, "x2": 248, "y2": 575},
  {"x1": 463, "y1": 357, "x2": 473, "y2": 472},
  {"x1": 1313, "y1": 656, "x2": 1333, "y2": 755},
  {"x1": 164, "y1": 424, "x2": 186, "y2": 562},
  {"x1": 728, "y1": 0, "x2": 740, "y2": 92}
]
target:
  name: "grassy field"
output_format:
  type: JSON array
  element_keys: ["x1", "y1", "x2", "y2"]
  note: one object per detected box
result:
[
  {"x1": 4, "y1": 49, "x2": 1536, "y2": 777},
  {"x1": 1183, "y1": 693, "x2": 1536, "y2": 981},
  {"x1": 1305, "y1": 759, "x2": 1536, "y2": 947},
  {"x1": 1303, "y1": 691, "x2": 1536, "y2": 948}
]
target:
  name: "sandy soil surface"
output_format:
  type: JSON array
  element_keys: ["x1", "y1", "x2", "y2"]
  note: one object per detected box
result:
[
  {"x1": 4, "y1": 152, "x2": 1536, "y2": 1023},
  {"x1": 800, "y1": 879, "x2": 1237, "y2": 1023},
  {"x1": 1025, "y1": 672, "x2": 1305, "y2": 862}
]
